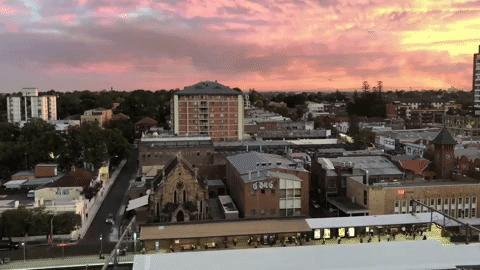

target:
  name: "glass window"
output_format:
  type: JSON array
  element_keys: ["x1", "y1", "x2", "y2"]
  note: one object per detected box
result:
[
  {"x1": 473, "y1": 197, "x2": 477, "y2": 204},
  {"x1": 437, "y1": 198, "x2": 442, "y2": 205},
  {"x1": 466, "y1": 197, "x2": 470, "y2": 204},
  {"x1": 465, "y1": 209, "x2": 470, "y2": 218},
  {"x1": 472, "y1": 208, "x2": 476, "y2": 218},
  {"x1": 451, "y1": 198, "x2": 456, "y2": 205},
  {"x1": 394, "y1": 201, "x2": 399, "y2": 207},
  {"x1": 430, "y1": 199, "x2": 435, "y2": 206},
  {"x1": 458, "y1": 198, "x2": 463, "y2": 204},
  {"x1": 444, "y1": 198, "x2": 448, "y2": 204}
]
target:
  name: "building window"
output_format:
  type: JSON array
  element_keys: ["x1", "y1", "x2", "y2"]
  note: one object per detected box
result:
[
  {"x1": 251, "y1": 209, "x2": 256, "y2": 216},
  {"x1": 394, "y1": 201, "x2": 399, "y2": 207},
  {"x1": 363, "y1": 190, "x2": 367, "y2": 205},
  {"x1": 473, "y1": 197, "x2": 477, "y2": 204},
  {"x1": 437, "y1": 198, "x2": 442, "y2": 206},
  {"x1": 458, "y1": 198, "x2": 463, "y2": 205},
  {"x1": 472, "y1": 208, "x2": 476, "y2": 217},
  {"x1": 430, "y1": 199, "x2": 435, "y2": 206}
]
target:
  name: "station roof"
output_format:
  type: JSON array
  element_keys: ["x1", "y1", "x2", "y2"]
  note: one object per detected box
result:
[
  {"x1": 133, "y1": 240, "x2": 480, "y2": 270},
  {"x1": 140, "y1": 219, "x2": 310, "y2": 240}
]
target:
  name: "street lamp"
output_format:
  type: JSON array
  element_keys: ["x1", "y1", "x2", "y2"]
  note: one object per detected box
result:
[
  {"x1": 99, "y1": 234, "x2": 103, "y2": 259},
  {"x1": 50, "y1": 215, "x2": 55, "y2": 245},
  {"x1": 133, "y1": 232, "x2": 137, "y2": 254},
  {"x1": 21, "y1": 242, "x2": 25, "y2": 262}
]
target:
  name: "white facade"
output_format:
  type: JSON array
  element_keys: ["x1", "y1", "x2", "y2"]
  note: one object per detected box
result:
[
  {"x1": 305, "y1": 102, "x2": 329, "y2": 118},
  {"x1": 7, "y1": 88, "x2": 57, "y2": 124},
  {"x1": 474, "y1": 46, "x2": 480, "y2": 116}
]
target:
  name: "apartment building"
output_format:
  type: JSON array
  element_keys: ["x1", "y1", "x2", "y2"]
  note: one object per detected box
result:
[
  {"x1": 6, "y1": 88, "x2": 57, "y2": 124},
  {"x1": 474, "y1": 45, "x2": 480, "y2": 116},
  {"x1": 80, "y1": 108, "x2": 113, "y2": 127},
  {"x1": 171, "y1": 81, "x2": 244, "y2": 141}
]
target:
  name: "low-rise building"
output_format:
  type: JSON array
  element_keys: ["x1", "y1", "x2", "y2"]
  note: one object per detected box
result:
[
  {"x1": 311, "y1": 155, "x2": 403, "y2": 214},
  {"x1": 346, "y1": 176, "x2": 480, "y2": 218},
  {"x1": 80, "y1": 108, "x2": 113, "y2": 127},
  {"x1": 225, "y1": 152, "x2": 309, "y2": 218}
]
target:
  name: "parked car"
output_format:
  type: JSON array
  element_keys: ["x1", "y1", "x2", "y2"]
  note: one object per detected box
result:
[
  {"x1": 105, "y1": 214, "x2": 115, "y2": 225},
  {"x1": 0, "y1": 240, "x2": 20, "y2": 251}
]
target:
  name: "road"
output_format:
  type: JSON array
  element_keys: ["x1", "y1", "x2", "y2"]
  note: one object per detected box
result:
[{"x1": 0, "y1": 150, "x2": 137, "y2": 261}]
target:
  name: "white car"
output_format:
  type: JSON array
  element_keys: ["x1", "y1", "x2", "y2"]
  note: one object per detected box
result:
[{"x1": 105, "y1": 214, "x2": 115, "y2": 225}]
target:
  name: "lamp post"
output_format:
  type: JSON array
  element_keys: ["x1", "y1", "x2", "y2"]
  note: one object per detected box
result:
[
  {"x1": 133, "y1": 232, "x2": 137, "y2": 254},
  {"x1": 21, "y1": 242, "x2": 25, "y2": 262},
  {"x1": 99, "y1": 234, "x2": 103, "y2": 259},
  {"x1": 50, "y1": 215, "x2": 55, "y2": 245}
]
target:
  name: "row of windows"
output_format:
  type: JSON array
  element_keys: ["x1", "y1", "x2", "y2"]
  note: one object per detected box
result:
[
  {"x1": 394, "y1": 197, "x2": 477, "y2": 218},
  {"x1": 395, "y1": 197, "x2": 477, "y2": 208},
  {"x1": 250, "y1": 208, "x2": 301, "y2": 217}
]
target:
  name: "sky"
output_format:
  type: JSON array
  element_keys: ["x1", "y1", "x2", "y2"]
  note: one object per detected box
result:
[{"x1": 0, "y1": 0, "x2": 479, "y2": 92}]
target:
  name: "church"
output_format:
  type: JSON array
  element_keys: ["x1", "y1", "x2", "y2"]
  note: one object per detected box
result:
[{"x1": 151, "y1": 155, "x2": 209, "y2": 222}]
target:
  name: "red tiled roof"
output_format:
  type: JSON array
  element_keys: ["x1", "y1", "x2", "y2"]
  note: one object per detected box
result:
[
  {"x1": 399, "y1": 159, "x2": 430, "y2": 176},
  {"x1": 135, "y1": 117, "x2": 158, "y2": 126},
  {"x1": 46, "y1": 168, "x2": 94, "y2": 188}
]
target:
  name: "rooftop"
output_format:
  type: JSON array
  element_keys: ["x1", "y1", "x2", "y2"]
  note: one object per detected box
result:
[
  {"x1": 375, "y1": 128, "x2": 440, "y2": 143},
  {"x1": 44, "y1": 168, "x2": 94, "y2": 189},
  {"x1": 133, "y1": 240, "x2": 480, "y2": 270},
  {"x1": 176, "y1": 81, "x2": 241, "y2": 96},
  {"x1": 226, "y1": 152, "x2": 298, "y2": 176},
  {"x1": 432, "y1": 128, "x2": 457, "y2": 145},
  {"x1": 324, "y1": 155, "x2": 403, "y2": 176},
  {"x1": 140, "y1": 218, "x2": 310, "y2": 240}
]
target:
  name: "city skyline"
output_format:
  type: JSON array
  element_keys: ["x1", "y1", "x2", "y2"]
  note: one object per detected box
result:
[{"x1": 0, "y1": 0, "x2": 479, "y2": 92}]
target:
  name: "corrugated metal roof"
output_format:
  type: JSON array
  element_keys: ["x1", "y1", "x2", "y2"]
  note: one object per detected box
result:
[{"x1": 226, "y1": 152, "x2": 296, "y2": 175}]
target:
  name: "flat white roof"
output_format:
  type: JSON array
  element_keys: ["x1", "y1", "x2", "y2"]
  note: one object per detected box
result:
[
  {"x1": 127, "y1": 195, "x2": 149, "y2": 211},
  {"x1": 3, "y1": 179, "x2": 28, "y2": 188},
  {"x1": 133, "y1": 240, "x2": 480, "y2": 270},
  {"x1": 306, "y1": 213, "x2": 435, "y2": 229}
]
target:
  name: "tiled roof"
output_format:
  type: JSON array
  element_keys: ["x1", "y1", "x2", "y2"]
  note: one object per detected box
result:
[
  {"x1": 176, "y1": 81, "x2": 241, "y2": 96},
  {"x1": 45, "y1": 168, "x2": 94, "y2": 188},
  {"x1": 432, "y1": 128, "x2": 456, "y2": 145},
  {"x1": 399, "y1": 159, "x2": 430, "y2": 175},
  {"x1": 136, "y1": 117, "x2": 158, "y2": 126}
]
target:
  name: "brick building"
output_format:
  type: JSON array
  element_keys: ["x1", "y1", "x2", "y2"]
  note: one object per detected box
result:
[
  {"x1": 151, "y1": 156, "x2": 209, "y2": 222},
  {"x1": 225, "y1": 152, "x2": 309, "y2": 218},
  {"x1": 432, "y1": 128, "x2": 456, "y2": 179},
  {"x1": 346, "y1": 176, "x2": 480, "y2": 219},
  {"x1": 171, "y1": 81, "x2": 244, "y2": 141},
  {"x1": 80, "y1": 108, "x2": 112, "y2": 127},
  {"x1": 137, "y1": 133, "x2": 225, "y2": 181}
]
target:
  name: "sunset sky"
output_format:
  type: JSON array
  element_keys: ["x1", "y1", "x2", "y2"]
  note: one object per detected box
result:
[{"x1": 0, "y1": 0, "x2": 479, "y2": 92}]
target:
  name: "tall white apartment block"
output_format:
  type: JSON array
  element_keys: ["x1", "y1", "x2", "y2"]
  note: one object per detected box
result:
[
  {"x1": 7, "y1": 88, "x2": 57, "y2": 124},
  {"x1": 474, "y1": 45, "x2": 480, "y2": 116}
]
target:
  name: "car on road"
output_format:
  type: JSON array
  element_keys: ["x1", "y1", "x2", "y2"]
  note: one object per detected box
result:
[
  {"x1": 0, "y1": 240, "x2": 20, "y2": 251},
  {"x1": 105, "y1": 214, "x2": 115, "y2": 225},
  {"x1": 311, "y1": 199, "x2": 321, "y2": 209}
]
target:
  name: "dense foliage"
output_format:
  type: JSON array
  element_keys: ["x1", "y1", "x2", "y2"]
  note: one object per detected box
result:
[
  {"x1": 0, "y1": 119, "x2": 130, "y2": 180},
  {"x1": 0, "y1": 207, "x2": 81, "y2": 237}
]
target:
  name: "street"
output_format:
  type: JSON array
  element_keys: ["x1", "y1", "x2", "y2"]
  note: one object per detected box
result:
[{"x1": 0, "y1": 150, "x2": 137, "y2": 261}]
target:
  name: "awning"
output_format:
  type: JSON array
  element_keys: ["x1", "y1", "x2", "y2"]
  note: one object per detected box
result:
[{"x1": 127, "y1": 194, "x2": 149, "y2": 211}]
